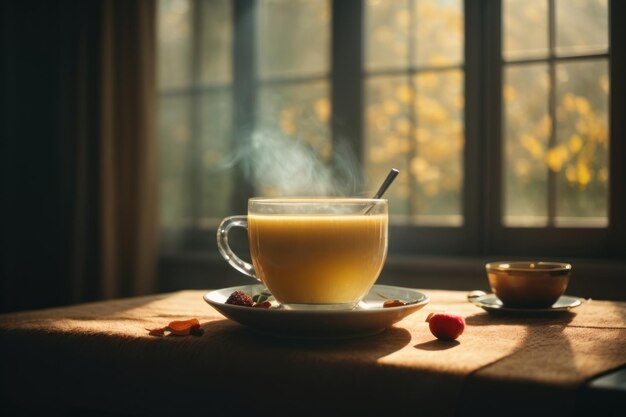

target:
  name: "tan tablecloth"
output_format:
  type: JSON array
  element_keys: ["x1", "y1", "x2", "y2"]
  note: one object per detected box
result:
[{"x1": 1, "y1": 289, "x2": 625, "y2": 416}]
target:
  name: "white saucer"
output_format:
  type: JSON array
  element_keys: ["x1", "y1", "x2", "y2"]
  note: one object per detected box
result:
[
  {"x1": 203, "y1": 284, "x2": 429, "y2": 339},
  {"x1": 470, "y1": 293, "x2": 584, "y2": 314}
]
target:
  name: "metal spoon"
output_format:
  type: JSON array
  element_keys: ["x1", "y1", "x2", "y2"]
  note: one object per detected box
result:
[
  {"x1": 373, "y1": 168, "x2": 399, "y2": 199},
  {"x1": 362, "y1": 168, "x2": 399, "y2": 214}
]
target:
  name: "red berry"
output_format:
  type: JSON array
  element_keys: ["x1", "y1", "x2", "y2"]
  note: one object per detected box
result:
[
  {"x1": 427, "y1": 312, "x2": 465, "y2": 341},
  {"x1": 225, "y1": 290, "x2": 254, "y2": 307}
]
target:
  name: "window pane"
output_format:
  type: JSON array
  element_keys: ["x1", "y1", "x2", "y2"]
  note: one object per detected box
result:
[
  {"x1": 365, "y1": 0, "x2": 465, "y2": 225},
  {"x1": 554, "y1": 60, "x2": 608, "y2": 226},
  {"x1": 503, "y1": 0, "x2": 549, "y2": 61},
  {"x1": 414, "y1": 0, "x2": 463, "y2": 68},
  {"x1": 503, "y1": 64, "x2": 550, "y2": 226},
  {"x1": 158, "y1": 0, "x2": 234, "y2": 235},
  {"x1": 258, "y1": 0, "x2": 330, "y2": 79},
  {"x1": 365, "y1": 76, "x2": 412, "y2": 218},
  {"x1": 159, "y1": 95, "x2": 193, "y2": 245},
  {"x1": 365, "y1": 72, "x2": 463, "y2": 224},
  {"x1": 157, "y1": 0, "x2": 192, "y2": 89},
  {"x1": 555, "y1": 0, "x2": 608, "y2": 56},
  {"x1": 413, "y1": 70, "x2": 464, "y2": 223},
  {"x1": 256, "y1": 81, "x2": 332, "y2": 195},
  {"x1": 365, "y1": 0, "x2": 410, "y2": 71},
  {"x1": 199, "y1": 0, "x2": 232, "y2": 85},
  {"x1": 199, "y1": 91, "x2": 234, "y2": 224}
]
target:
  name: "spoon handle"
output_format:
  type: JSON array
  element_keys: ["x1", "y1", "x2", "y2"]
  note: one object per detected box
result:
[
  {"x1": 373, "y1": 168, "x2": 399, "y2": 199},
  {"x1": 363, "y1": 168, "x2": 399, "y2": 214}
]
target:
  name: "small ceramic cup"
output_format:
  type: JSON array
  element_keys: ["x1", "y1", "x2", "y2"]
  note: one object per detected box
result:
[{"x1": 485, "y1": 261, "x2": 572, "y2": 308}]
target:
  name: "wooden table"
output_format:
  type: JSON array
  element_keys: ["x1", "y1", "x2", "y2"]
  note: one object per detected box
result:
[{"x1": 1, "y1": 289, "x2": 625, "y2": 416}]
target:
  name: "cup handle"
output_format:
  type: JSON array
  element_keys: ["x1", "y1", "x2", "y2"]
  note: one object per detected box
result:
[{"x1": 216, "y1": 215, "x2": 259, "y2": 281}]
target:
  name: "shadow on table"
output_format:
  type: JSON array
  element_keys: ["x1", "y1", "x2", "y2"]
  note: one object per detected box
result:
[
  {"x1": 457, "y1": 311, "x2": 578, "y2": 417},
  {"x1": 160, "y1": 319, "x2": 418, "y2": 416},
  {"x1": 414, "y1": 339, "x2": 460, "y2": 350},
  {"x1": 199, "y1": 318, "x2": 413, "y2": 361},
  {"x1": 461, "y1": 297, "x2": 626, "y2": 412}
]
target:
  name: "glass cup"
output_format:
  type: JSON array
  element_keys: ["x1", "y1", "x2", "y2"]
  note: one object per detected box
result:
[{"x1": 217, "y1": 198, "x2": 388, "y2": 310}]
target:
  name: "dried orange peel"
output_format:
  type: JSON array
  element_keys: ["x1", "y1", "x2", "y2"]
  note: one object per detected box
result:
[
  {"x1": 383, "y1": 299, "x2": 406, "y2": 308},
  {"x1": 167, "y1": 318, "x2": 200, "y2": 335},
  {"x1": 147, "y1": 318, "x2": 203, "y2": 337}
]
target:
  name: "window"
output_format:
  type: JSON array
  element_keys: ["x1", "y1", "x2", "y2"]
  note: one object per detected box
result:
[
  {"x1": 157, "y1": 0, "x2": 625, "y2": 263},
  {"x1": 255, "y1": 0, "x2": 332, "y2": 197},
  {"x1": 158, "y1": 0, "x2": 233, "y2": 248},
  {"x1": 502, "y1": 0, "x2": 609, "y2": 228},
  {"x1": 365, "y1": 0, "x2": 464, "y2": 226},
  {"x1": 486, "y1": 0, "x2": 623, "y2": 257}
]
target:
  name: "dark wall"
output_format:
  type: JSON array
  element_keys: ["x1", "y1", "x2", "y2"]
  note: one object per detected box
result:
[{"x1": 0, "y1": 1, "x2": 97, "y2": 312}]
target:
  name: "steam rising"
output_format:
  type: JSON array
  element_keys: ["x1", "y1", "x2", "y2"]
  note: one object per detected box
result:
[{"x1": 230, "y1": 129, "x2": 362, "y2": 197}]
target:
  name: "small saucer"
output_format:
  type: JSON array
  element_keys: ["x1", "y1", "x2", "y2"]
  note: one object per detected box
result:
[
  {"x1": 203, "y1": 284, "x2": 429, "y2": 339},
  {"x1": 470, "y1": 293, "x2": 584, "y2": 315}
]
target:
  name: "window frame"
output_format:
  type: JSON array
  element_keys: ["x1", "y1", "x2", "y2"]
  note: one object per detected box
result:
[
  {"x1": 361, "y1": 0, "x2": 473, "y2": 256},
  {"x1": 482, "y1": 0, "x2": 625, "y2": 258}
]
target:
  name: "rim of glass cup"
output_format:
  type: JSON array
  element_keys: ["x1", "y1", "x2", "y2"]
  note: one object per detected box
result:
[{"x1": 248, "y1": 197, "x2": 388, "y2": 204}]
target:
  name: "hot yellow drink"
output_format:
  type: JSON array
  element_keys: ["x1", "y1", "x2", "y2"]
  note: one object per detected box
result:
[{"x1": 248, "y1": 213, "x2": 388, "y2": 306}]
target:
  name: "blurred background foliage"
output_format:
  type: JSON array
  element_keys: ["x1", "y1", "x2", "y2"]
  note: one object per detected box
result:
[{"x1": 157, "y1": 0, "x2": 609, "y2": 245}]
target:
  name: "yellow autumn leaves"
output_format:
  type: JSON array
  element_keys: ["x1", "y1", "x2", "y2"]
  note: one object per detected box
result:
[
  {"x1": 364, "y1": 72, "x2": 463, "y2": 207},
  {"x1": 512, "y1": 89, "x2": 608, "y2": 191},
  {"x1": 276, "y1": 91, "x2": 332, "y2": 161},
  {"x1": 366, "y1": 0, "x2": 463, "y2": 70}
]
